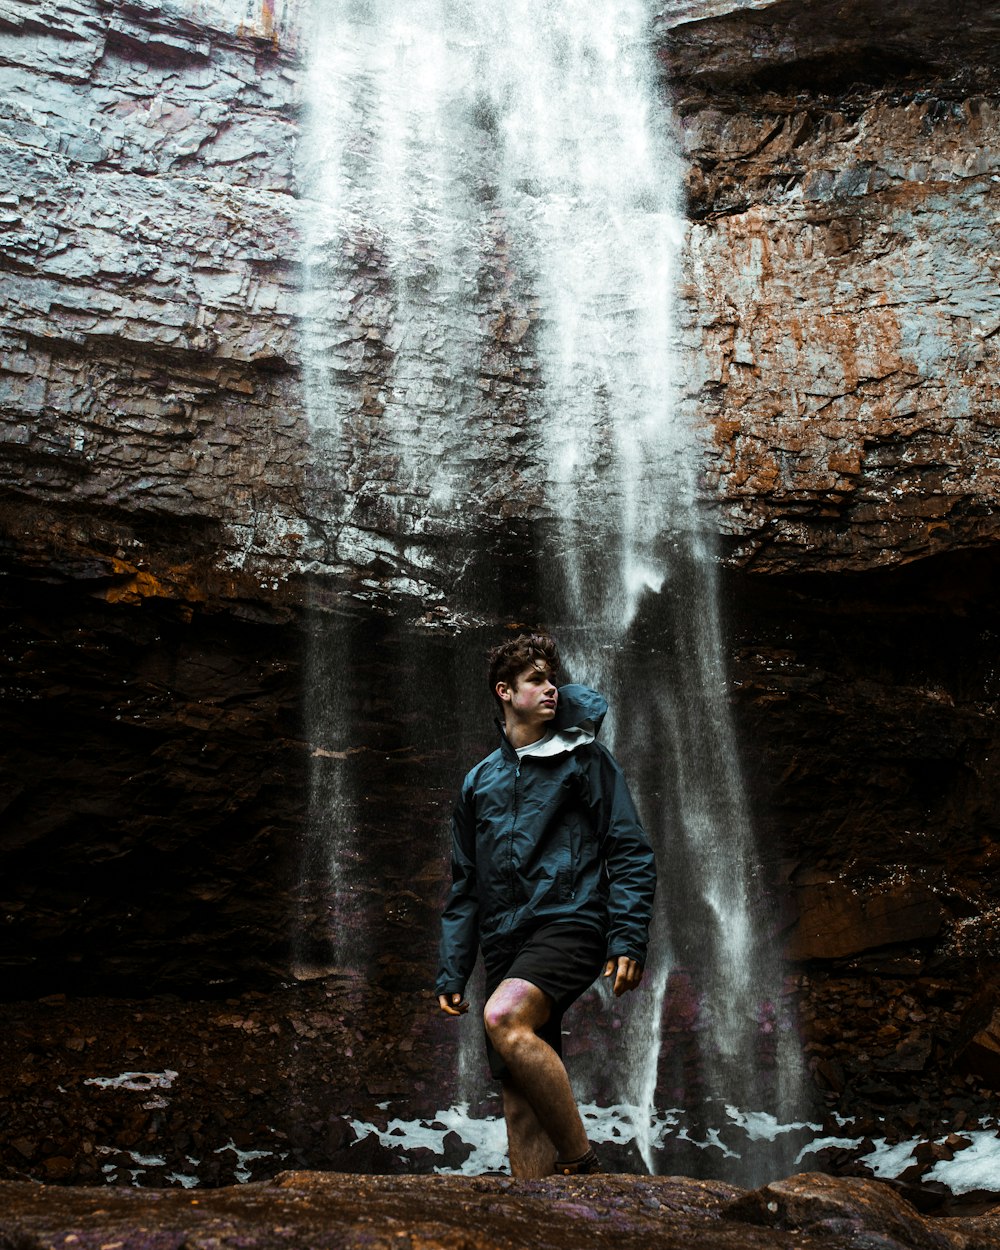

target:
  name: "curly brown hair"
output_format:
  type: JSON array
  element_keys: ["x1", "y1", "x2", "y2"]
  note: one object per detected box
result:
[{"x1": 487, "y1": 633, "x2": 561, "y2": 706}]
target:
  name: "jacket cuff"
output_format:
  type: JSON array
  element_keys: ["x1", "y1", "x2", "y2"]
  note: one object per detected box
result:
[
  {"x1": 605, "y1": 944, "x2": 646, "y2": 965},
  {"x1": 436, "y1": 979, "x2": 465, "y2": 996}
]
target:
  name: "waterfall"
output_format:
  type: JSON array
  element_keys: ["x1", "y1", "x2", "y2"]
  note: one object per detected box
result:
[{"x1": 299, "y1": 0, "x2": 803, "y2": 1179}]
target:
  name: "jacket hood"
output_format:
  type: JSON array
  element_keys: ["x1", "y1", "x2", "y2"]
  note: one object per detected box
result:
[
  {"x1": 495, "y1": 683, "x2": 609, "y2": 761},
  {"x1": 518, "y1": 683, "x2": 607, "y2": 758},
  {"x1": 552, "y1": 683, "x2": 608, "y2": 736}
]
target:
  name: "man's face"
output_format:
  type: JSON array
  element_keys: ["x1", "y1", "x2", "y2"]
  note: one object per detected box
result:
[{"x1": 498, "y1": 661, "x2": 558, "y2": 722}]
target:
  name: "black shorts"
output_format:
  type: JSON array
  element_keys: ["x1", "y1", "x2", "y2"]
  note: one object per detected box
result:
[{"x1": 482, "y1": 921, "x2": 607, "y2": 1081}]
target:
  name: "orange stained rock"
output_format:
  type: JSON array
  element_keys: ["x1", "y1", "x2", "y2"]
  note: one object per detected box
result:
[
  {"x1": 237, "y1": 0, "x2": 279, "y2": 48},
  {"x1": 711, "y1": 417, "x2": 742, "y2": 447},
  {"x1": 826, "y1": 449, "x2": 862, "y2": 477},
  {"x1": 104, "y1": 559, "x2": 206, "y2": 606}
]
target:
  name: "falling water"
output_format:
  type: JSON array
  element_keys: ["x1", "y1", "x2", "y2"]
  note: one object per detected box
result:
[
  {"x1": 299, "y1": 0, "x2": 803, "y2": 1178},
  {"x1": 295, "y1": 0, "x2": 488, "y2": 972},
  {"x1": 465, "y1": 3, "x2": 689, "y2": 1163}
]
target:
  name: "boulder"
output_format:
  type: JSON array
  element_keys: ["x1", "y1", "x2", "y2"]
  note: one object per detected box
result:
[
  {"x1": 786, "y1": 876, "x2": 944, "y2": 961},
  {"x1": 955, "y1": 985, "x2": 1000, "y2": 1089},
  {"x1": 722, "y1": 1171, "x2": 960, "y2": 1249}
]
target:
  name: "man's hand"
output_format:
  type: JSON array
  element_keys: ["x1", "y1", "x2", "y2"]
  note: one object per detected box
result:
[
  {"x1": 438, "y1": 991, "x2": 469, "y2": 1017},
  {"x1": 603, "y1": 956, "x2": 643, "y2": 997}
]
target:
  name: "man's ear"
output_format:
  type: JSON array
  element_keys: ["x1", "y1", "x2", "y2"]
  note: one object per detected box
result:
[{"x1": 495, "y1": 681, "x2": 511, "y2": 704}]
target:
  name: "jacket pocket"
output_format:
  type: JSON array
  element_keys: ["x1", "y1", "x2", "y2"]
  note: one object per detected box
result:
[{"x1": 557, "y1": 813, "x2": 582, "y2": 902}]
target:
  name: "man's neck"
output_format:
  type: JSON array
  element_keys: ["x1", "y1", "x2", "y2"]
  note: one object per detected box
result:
[{"x1": 504, "y1": 718, "x2": 548, "y2": 750}]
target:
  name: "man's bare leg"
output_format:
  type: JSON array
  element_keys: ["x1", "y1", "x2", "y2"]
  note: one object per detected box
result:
[
  {"x1": 484, "y1": 978, "x2": 590, "y2": 1175},
  {"x1": 501, "y1": 1078, "x2": 557, "y2": 1179}
]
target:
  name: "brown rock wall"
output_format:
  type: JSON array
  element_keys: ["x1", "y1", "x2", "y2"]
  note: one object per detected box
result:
[
  {"x1": 0, "y1": 565, "x2": 307, "y2": 997},
  {"x1": 663, "y1": 0, "x2": 1000, "y2": 572},
  {"x1": 4, "y1": 0, "x2": 998, "y2": 598},
  {"x1": 786, "y1": 877, "x2": 944, "y2": 962}
]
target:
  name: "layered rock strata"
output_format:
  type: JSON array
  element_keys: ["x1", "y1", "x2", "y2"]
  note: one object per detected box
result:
[
  {"x1": 3, "y1": 0, "x2": 997, "y2": 600},
  {"x1": 1, "y1": 0, "x2": 305, "y2": 607},
  {"x1": 663, "y1": 0, "x2": 1000, "y2": 573}
]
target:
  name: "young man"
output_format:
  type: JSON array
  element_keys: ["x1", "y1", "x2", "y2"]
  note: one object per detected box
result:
[{"x1": 436, "y1": 633, "x2": 656, "y2": 1177}]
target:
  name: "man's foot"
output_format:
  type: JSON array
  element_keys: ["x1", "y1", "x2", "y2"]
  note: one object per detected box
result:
[{"x1": 553, "y1": 1146, "x2": 601, "y2": 1176}]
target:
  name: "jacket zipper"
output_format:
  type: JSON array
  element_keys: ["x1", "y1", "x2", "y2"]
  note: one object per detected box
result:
[{"x1": 507, "y1": 759, "x2": 520, "y2": 909}]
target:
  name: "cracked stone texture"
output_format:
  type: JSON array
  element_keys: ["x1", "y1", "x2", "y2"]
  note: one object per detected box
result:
[
  {"x1": 1, "y1": 0, "x2": 998, "y2": 605},
  {"x1": 661, "y1": 0, "x2": 1000, "y2": 573},
  {"x1": 0, "y1": 0, "x2": 307, "y2": 605}
]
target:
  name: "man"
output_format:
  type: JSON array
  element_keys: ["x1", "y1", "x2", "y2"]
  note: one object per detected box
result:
[{"x1": 436, "y1": 633, "x2": 656, "y2": 1177}]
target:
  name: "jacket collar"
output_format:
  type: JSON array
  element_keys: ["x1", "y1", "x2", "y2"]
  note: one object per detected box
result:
[{"x1": 495, "y1": 718, "x2": 519, "y2": 764}]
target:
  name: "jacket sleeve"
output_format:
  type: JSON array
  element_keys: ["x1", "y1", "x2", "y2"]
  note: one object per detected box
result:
[
  {"x1": 594, "y1": 745, "x2": 657, "y2": 965},
  {"x1": 436, "y1": 781, "x2": 479, "y2": 995}
]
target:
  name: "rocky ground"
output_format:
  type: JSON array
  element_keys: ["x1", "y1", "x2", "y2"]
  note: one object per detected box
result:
[
  {"x1": 3, "y1": 982, "x2": 1000, "y2": 1214},
  {"x1": 2, "y1": 1171, "x2": 1000, "y2": 1250},
  {"x1": 0, "y1": 982, "x2": 457, "y2": 1191}
]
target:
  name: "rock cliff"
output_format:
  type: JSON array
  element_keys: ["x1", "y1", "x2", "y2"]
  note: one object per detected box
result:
[
  {"x1": 1, "y1": 0, "x2": 999, "y2": 1194},
  {"x1": 2, "y1": 0, "x2": 997, "y2": 597},
  {"x1": 0, "y1": 0, "x2": 304, "y2": 606},
  {"x1": 664, "y1": 0, "x2": 1000, "y2": 573}
]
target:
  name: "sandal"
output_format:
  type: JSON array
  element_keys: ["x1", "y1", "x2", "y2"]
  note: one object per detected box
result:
[{"x1": 553, "y1": 1147, "x2": 601, "y2": 1176}]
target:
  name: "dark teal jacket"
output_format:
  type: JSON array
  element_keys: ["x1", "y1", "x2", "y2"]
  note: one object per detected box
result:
[{"x1": 436, "y1": 685, "x2": 657, "y2": 996}]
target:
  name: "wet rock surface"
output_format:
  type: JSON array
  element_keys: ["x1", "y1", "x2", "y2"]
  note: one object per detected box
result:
[
  {"x1": 956, "y1": 987, "x2": 1000, "y2": 1092},
  {"x1": 7, "y1": 975, "x2": 1000, "y2": 1207},
  {"x1": 726, "y1": 551, "x2": 1000, "y2": 1152},
  {"x1": 723, "y1": 1172, "x2": 1000, "y2": 1248},
  {"x1": 0, "y1": 981, "x2": 460, "y2": 1190},
  {"x1": 659, "y1": 0, "x2": 1000, "y2": 574},
  {"x1": 0, "y1": 562, "x2": 308, "y2": 999},
  {"x1": 3, "y1": 551, "x2": 1000, "y2": 1190},
  {"x1": 1, "y1": 0, "x2": 998, "y2": 596},
  {"x1": 1, "y1": 1171, "x2": 999, "y2": 1250}
]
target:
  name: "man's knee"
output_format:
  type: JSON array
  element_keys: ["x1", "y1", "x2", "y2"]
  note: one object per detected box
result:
[
  {"x1": 483, "y1": 980, "x2": 549, "y2": 1045},
  {"x1": 483, "y1": 997, "x2": 523, "y2": 1044}
]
